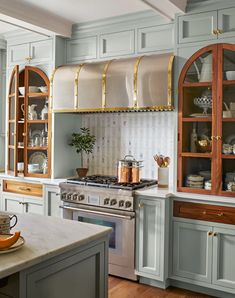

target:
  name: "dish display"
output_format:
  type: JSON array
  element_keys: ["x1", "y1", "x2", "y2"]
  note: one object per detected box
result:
[
  {"x1": 225, "y1": 134, "x2": 235, "y2": 145},
  {"x1": 28, "y1": 152, "x2": 47, "y2": 171},
  {"x1": 0, "y1": 234, "x2": 25, "y2": 254},
  {"x1": 189, "y1": 113, "x2": 211, "y2": 118}
]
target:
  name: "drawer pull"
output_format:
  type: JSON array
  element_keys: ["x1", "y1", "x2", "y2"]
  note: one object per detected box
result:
[
  {"x1": 217, "y1": 212, "x2": 224, "y2": 217},
  {"x1": 19, "y1": 202, "x2": 28, "y2": 205},
  {"x1": 208, "y1": 231, "x2": 213, "y2": 236},
  {"x1": 19, "y1": 187, "x2": 31, "y2": 191}
]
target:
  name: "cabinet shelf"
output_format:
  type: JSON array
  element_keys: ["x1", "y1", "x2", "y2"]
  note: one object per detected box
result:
[
  {"x1": 9, "y1": 120, "x2": 15, "y2": 123},
  {"x1": 178, "y1": 187, "x2": 212, "y2": 195},
  {"x1": 222, "y1": 154, "x2": 235, "y2": 159},
  {"x1": 8, "y1": 145, "x2": 15, "y2": 150},
  {"x1": 222, "y1": 118, "x2": 235, "y2": 122},
  {"x1": 182, "y1": 117, "x2": 212, "y2": 122},
  {"x1": 28, "y1": 92, "x2": 49, "y2": 98},
  {"x1": 27, "y1": 120, "x2": 48, "y2": 124},
  {"x1": 223, "y1": 80, "x2": 235, "y2": 85},
  {"x1": 8, "y1": 93, "x2": 16, "y2": 98},
  {"x1": 27, "y1": 147, "x2": 48, "y2": 150},
  {"x1": 181, "y1": 152, "x2": 212, "y2": 158},
  {"x1": 182, "y1": 82, "x2": 212, "y2": 87}
]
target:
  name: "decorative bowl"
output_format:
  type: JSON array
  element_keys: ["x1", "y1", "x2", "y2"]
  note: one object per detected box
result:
[
  {"x1": 195, "y1": 140, "x2": 212, "y2": 153},
  {"x1": 226, "y1": 71, "x2": 235, "y2": 80},
  {"x1": 194, "y1": 89, "x2": 212, "y2": 115}
]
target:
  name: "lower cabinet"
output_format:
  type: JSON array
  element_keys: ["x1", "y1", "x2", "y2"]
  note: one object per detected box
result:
[
  {"x1": 136, "y1": 196, "x2": 168, "y2": 282},
  {"x1": 44, "y1": 184, "x2": 62, "y2": 218},
  {"x1": 172, "y1": 219, "x2": 235, "y2": 291},
  {"x1": 2, "y1": 194, "x2": 44, "y2": 215}
]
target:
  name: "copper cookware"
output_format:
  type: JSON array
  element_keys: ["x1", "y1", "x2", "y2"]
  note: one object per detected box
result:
[{"x1": 117, "y1": 155, "x2": 143, "y2": 183}]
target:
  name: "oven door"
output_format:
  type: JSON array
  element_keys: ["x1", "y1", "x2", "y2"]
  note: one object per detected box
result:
[{"x1": 62, "y1": 204, "x2": 135, "y2": 270}]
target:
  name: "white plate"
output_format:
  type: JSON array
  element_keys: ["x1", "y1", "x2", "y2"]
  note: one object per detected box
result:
[
  {"x1": 0, "y1": 234, "x2": 25, "y2": 254},
  {"x1": 29, "y1": 152, "x2": 47, "y2": 170},
  {"x1": 225, "y1": 134, "x2": 235, "y2": 145},
  {"x1": 189, "y1": 113, "x2": 211, "y2": 118}
]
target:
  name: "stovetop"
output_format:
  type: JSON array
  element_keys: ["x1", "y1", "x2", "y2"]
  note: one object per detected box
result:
[{"x1": 67, "y1": 175, "x2": 157, "y2": 190}]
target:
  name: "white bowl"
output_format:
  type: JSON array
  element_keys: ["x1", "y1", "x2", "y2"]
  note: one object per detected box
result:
[
  {"x1": 29, "y1": 86, "x2": 39, "y2": 93},
  {"x1": 226, "y1": 71, "x2": 235, "y2": 80},
  {"x1": 19, "y1": 87, "x2": 25, "y2": 96},
  {"x1": 39, "y1": 86, "x2": 48, "y2": 93}
]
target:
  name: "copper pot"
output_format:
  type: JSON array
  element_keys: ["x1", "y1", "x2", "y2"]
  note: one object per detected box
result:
[{"x1": 117, "y1": 155, "x2": 143, "y2": 183}]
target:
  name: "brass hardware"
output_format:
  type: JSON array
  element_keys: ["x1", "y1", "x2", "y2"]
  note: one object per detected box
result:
[
  {"x1": 208, "y1": 231, "x2": 213, "y2": 236},
  {"x1": 168, "y1": 55, "x2": 174, "y2": 106},
  {"x1": 102, "y1": 60, "x2": 114, "y2": 109},
  {"x1": 213, "y1": 232, "x2": 218, "y2": 237},
  {"x1": 138, "y1": 202, "x2": 144, "y2": 208},
  {"x1": 212, "y1": 29, "x2": 218, "y2": 35},
  {"x1": 217, "y1": 212, "x2": 224, "y2": 217},
  {"x1": 25, "y1": 56, "x2": 32, "y2": 62},
  {"x1": 74, "y1": 64, "x2": 85, "y2": 109},
  {"x1": 133, "y1": 56, "x2": 144, "y2": 109},
  {"x1": 22, "y1": 132, "x2": 26, "y2": 137},
  {"x1": 19, "y1": 187, "x2": 31, "y2": 191},
  {"x1": 202, "y1": 211, "x2": 207, "y2": 215},
  {"x1": 216, "y1": 136, "x2": 222, "y2": 140},
  {"x1": 211, "y1": 136, "x2": 217, "y2": 140},
  {"x1": 217, "y1": 29, "x2": 223, "y2": 34}
]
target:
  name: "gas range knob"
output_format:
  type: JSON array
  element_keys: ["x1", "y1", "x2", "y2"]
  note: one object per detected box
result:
[
  {"x1": 104, "y1": 198, "x2": 110, "y2": 205},
  {"x1": 119, "y1": 200, "x2": 125, "y2": 207},
  {"x1": 61, "y1": 192, "x2": 67, "y2": 200},
  {"x1": 125, "y1": 201, "x2": 132, "y2": 208},
  {"x1": 78, "y1": 195, "x2": 85, "y2": 201},
  {"x1": 110, "y1": 199, "x2": 117, "y2": 206},
  {"x1": 72, "y1": 193, "x2": 79, "y2": 200},
  {"x1": 66, "y1": 193, "x2": 73, "y2": 200}
]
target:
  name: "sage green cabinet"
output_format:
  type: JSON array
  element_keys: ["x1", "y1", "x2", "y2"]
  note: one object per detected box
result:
[
  {"x1": 44, "y1": 184, "x2": 62, "y2": 218},
  {"x1": 136, "y1": 196, "x2": 167, "y2": 282},
  {"x1": 212, "y1": 227, "x2": 235, "y2": 289},
  {"x1": 218, "y1": 8, "x2": 235, "y2": 39}
]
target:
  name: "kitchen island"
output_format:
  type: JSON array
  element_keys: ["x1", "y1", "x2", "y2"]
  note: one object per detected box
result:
[{"x1": 0, "y1": 213, "x2": 111, "y2": 298}]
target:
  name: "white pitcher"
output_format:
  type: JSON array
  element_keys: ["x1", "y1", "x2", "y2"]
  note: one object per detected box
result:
[{"x1": 194, "y1": 54, "x2": 212, "y2": 82}]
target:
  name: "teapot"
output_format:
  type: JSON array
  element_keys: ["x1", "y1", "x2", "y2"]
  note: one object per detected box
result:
[
  {"x1": 193, "y1": 54, "x2": 212, "y2": 82},
  {"x1": 28, "y1": 104, "x2": 38, "y2": 120}
]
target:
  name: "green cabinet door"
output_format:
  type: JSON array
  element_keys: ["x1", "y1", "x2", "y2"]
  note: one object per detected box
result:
[
  {"x1": 173, "y1": 221, "x2": 213, "y2": 283},
  {"x1": 218, "y1": 8, "x2": 235, "y2": 39},
  {"x1": 212, "y1": 227, "x2": 235, "y2": 289},
  {"x1": 136, "y1": 197, "x2": 164, "y2": 280}
]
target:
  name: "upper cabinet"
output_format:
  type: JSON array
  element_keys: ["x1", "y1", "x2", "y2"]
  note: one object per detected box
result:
[
  {"x1": 178, "y1": 8, "x2": 235, "y2": 44},
  {"x1": 178, "y1": 43, "x2": 235, "y2": 197},
  {"x1": 8, "y1": 39, "x2": 53, "y2": 67},
  {"x1": 7, "y1": 66, "x2": 51, "y2": 178}
]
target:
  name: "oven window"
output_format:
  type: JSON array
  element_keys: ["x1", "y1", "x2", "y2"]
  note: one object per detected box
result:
[{"x1": 77, "y1": 216, "x2": 116, "y2": 249}]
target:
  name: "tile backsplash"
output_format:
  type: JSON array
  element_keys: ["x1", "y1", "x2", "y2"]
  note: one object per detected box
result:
[{"x1": 82, "y1": 112, "x2": 176, "y2": 183}]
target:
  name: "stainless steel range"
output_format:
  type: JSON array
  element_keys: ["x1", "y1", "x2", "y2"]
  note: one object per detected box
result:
[{"x1": 59, "y1": 175, "x2": 157, "y2": 281}]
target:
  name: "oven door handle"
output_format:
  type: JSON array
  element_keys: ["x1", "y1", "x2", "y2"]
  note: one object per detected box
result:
[{"x1": 59, "y1": 205, "x2": 134, "y2": 220}]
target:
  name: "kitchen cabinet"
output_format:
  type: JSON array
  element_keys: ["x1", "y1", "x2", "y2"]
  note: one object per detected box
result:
[
  {"x1": 178, "y1": 43, "x2": 235, "y2": 197},
  {"x1": 2, "y1": 193, "x2": 43, "y2": 215},
  {"x1": 178, "y1": 7, "x2": 235, "y2": 44},
  {"x1": 172, "y1": 201, "x2": 235, "y2": 292},
  {"x1": 8, "y1": 39, "x2": 53, "y2": 67},
  {"x1": 7, "y1": 65, "x2": 51, "y2": 177},
  {"x1": 44, "y1": 184, "x2": 62, "y2": 218},
  {"x1": 136, "y1": 196, "x2": 168, "y2": 283}
]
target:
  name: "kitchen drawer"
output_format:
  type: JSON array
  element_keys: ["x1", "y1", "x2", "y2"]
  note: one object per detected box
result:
[
  {"x1": 174, "y1": 201, "x2": 235, "y2": 225},
  {"x1": 3, "y1": 180, "x2": 42, "y2": 197}
]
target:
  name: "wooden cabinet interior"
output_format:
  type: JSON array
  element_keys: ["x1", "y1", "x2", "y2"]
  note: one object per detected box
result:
[{"x1": 178, "y1": 43, "x2": 235, "y2": 197}]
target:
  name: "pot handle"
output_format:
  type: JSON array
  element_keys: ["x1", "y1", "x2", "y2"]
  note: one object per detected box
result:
[{"x1": 124, "y1": 155, "x2": 136, "y2": 161}]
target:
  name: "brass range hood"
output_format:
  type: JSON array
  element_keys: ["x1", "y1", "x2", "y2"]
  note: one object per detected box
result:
[{"x1": 51, "y1": 53, "x2": 174, "y2": 113}]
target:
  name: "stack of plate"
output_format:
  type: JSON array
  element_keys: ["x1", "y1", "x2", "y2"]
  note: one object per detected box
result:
[{"x1": 186, "y1": 175, "x2": 204, "y2": 188}]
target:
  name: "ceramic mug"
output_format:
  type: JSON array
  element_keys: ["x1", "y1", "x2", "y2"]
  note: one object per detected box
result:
[{"x1": 0, "y1": 213, "x2": 18, "y2": 234}]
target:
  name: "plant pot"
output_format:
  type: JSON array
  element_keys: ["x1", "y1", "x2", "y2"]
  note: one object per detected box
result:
[{"x1": 76, "y1": 168, "x2": 88, "y2": 177}]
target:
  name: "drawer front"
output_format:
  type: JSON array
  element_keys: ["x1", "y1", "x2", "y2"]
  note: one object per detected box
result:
[
  {"x1": 174, "y1": 201, "x2": 235, "y2": 225},
  {"x1": 3, "y1": 180, "x2": 42, "y2": 197}
]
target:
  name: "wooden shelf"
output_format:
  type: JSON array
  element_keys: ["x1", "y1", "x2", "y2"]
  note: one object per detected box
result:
[
  {"x1": 182, "y1": 82, "x2": 212, "y2": 87},
  {"x1": 178, "y1": 187, "x2": 212, "y2": 195},
  {"x1": 18, "y1": 121, "x2": 24, "y2": 124},
  {"x1": 9, "y1": 120, "x2": 15, "y2": 123},
  {"x1": 182, "y1": 117, "x2": 212, "y2": 122},
  {"x1": 8, "y1": 145, "x2": 15, "y2": 150},
  {"x1": 222, "y1": 117, "x2": 235, "y2": 122},
  {"x1": 220, "y1": 191, "x2": 235, "y2": 197},
  {"x1": 222, "y1": 154, "x2": 235, "y2": 159},
  {"x1": 28, "y1": 92, "x2": 49, "y2": 98},
  {"x1": 223, "y1": 80, "x2": 235, "y2": 85},
  {"x1": 27, "y1": 147, "x2": 48, "y2": 150},
  {"x1": 181, "y1": 152, "x2": 212, "y2": 158},
  {"x1": 8, "y1": 93, "x2": 16, "y2": 98},
  {"x1": 27, "y1": 120, "x2": 48, "y2": 124},
  {"x1": 18, "y1": 147, "x2": 24, "y2": 149}
]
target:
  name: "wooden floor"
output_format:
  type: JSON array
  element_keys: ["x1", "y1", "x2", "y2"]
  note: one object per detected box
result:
[{"x1": 109, "y1": 276, "x2": 214, "y2": 298}]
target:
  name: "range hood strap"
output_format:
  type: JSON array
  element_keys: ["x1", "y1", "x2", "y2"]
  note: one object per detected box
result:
[
  {"x1": 74, "y1": 63, "x2": 85, "y2": 109},
  {"x1": 167, "y1": 55, "x2": 174, "y2": 107},
  {"x1": 133, "y1": 56, "x2": 144, "y2": 108},
  {"x1": 102, "y1": 60, "x2": 114, "y2": 109}
]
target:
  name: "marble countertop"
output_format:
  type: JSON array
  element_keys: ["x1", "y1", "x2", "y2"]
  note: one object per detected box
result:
[{"x1": 0, "y1": 213, "x2": 111, "y2": 279}]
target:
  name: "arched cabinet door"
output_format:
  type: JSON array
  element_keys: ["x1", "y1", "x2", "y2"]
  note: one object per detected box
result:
[
  {"x1": 178, "y1": 43, "x2": 235, "y2": 197},
  {"x1": 7, "y1": 66, "x2": 51, "y2": 178}
]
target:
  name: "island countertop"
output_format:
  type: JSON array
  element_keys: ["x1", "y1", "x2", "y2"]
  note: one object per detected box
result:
[{"x1": 0, "y1": 213, "x2": 111, "y2": 279}]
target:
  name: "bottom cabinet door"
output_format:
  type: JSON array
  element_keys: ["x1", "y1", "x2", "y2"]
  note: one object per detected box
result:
[
  {"x1": 212, "y1": 227, "x2": 235, "y2": 289},
  {"x1": 136, "y1": 198, "x2": 163, "y2": 279},
  {"x1": 2, "y1": 195, "x2": 24, "y2": 213},
  {"x1": 25, "y1": 201, "x2": 44, "y2": 215},
  {"x1": 173, "y1": 221, "x2": 213, "y2": 283}
]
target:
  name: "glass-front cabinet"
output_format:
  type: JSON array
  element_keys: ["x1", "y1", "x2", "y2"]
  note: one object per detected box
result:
[
  {"x1": 178, "y1": 43, "x2": 235, "y2": 197},
  {"x1": 7, "y1": 66, "x2": 51, "y2": 177}
]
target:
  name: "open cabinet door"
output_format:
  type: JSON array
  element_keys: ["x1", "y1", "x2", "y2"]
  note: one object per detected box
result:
[{"x1": 7, "y1": 65, "x2": 19, "y2": 176}]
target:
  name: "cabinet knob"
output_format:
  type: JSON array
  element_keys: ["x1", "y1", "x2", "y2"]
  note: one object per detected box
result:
[
  {"x1": 22, "y1": 132, "x2": 26, "y2": 137},
  {"x1": 138, "y1": 202, "x2": 144, "y2": 208},
  {"x1": 212, "y1": 29, "x2": 218, "y2": 35},
  {"x1": 213, "y1": 232, "x2": 218, "y2": 237},
  {"x1": 217, "y1": 212, "x2": 224, "y2": 217},
  {"x1": 208, "y1": 231, "x2": 213, "y2": 236},
  {"x1": 215, "y1": 136, "x2": 222, "y2": 141}
]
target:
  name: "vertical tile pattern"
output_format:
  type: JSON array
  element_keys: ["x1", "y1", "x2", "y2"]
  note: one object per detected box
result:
[{"x1": 82, "y1": 112, "x2": 175, "y2": 185}]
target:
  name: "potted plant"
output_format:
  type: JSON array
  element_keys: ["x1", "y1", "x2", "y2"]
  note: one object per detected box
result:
[{"x1": 69, "y1": 127, "x2": 96, "y2": 177}]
